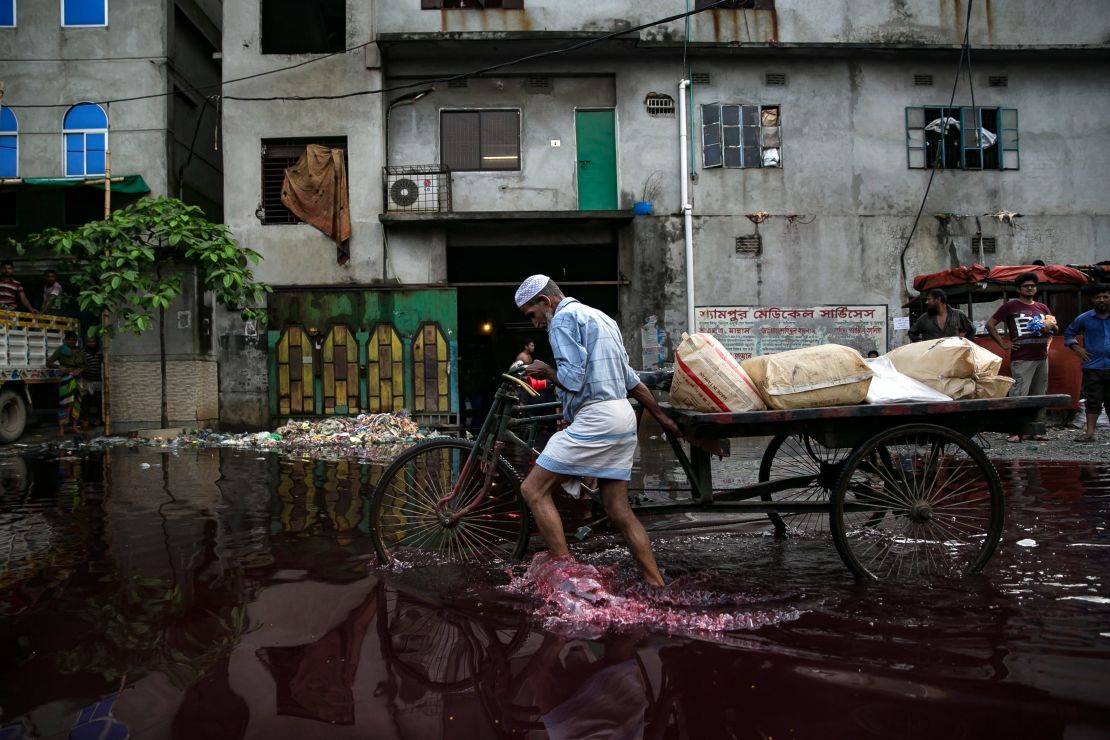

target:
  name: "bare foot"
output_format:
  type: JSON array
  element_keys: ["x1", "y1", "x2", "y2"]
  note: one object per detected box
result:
[
  {"x1": 1077, "y1": 434, "x2": 1097, "y2": 442},
  {"x1": 1006, "y1": 435, "x2": 1021, "y2": 443}
]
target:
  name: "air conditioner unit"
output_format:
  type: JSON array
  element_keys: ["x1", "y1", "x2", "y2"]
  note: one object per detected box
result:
[{"x1": 383, "y1": 166, "x2": 451, "y2": 212}]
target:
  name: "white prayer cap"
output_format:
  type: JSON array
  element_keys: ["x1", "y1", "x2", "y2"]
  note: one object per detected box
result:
[{"x1": 514, "y1": 274, "x2": 550, "y2": 307}]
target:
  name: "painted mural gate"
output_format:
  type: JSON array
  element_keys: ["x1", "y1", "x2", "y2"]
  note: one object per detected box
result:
[{"x1": 268, "y1": 289, "x2": 459, "y2": 428}]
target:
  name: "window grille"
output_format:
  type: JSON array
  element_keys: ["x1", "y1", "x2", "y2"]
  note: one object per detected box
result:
[
  {"x1": 691, "y1": 72, "x2": 711, "y2": 85},
  {"x1": 988, "y1": 75, "x2": 1008, "y2": 88},
  {"x1": 260, "y1": 137, "x2": 348, "y2": 225},
  {"x1": 447, "y1": 79, "x2": 469, "y2": 88},
  {"x1": 525, "y1": 77, "x2": 552, "y2": 92},
  {"x1": 764, "y1": 72, "x2": 787, "y2": 86},
  {"x1": 645, "y1": 93, "x2": 675, "y2": 117},
  {"x1": 913, "y1": 74, "x2": 934, "y2": 86}
]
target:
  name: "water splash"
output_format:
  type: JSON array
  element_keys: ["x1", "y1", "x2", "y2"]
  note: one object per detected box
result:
[{"x1": 504, "y1": 552, "x2": 802, "y2": 637}]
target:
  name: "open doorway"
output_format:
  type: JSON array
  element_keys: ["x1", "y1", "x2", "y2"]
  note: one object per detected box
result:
[{"x1": 448, "y1": 243, "x2": 619, "y2": 430}]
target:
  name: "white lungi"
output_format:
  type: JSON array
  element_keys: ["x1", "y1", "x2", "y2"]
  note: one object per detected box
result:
[{"x1": 535, "y1": 399, "x2": 638, "y2": 489}]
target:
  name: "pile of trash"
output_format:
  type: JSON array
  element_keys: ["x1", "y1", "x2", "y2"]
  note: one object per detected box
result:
[{"x1": 77, "y1": 412, "x2": 439, "y2": 462}]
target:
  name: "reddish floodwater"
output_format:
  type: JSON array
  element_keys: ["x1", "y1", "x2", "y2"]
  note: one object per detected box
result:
[{"x1": 0, "y1": 445, "x2": 1108, "y2": 739}]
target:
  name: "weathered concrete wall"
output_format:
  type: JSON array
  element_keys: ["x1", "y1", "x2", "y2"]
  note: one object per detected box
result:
[
  {"x1": 387, "y1": 75, "x2": 615, "y2": 211},
  {"x1": 377, "y1": 0, "x2": 1110, "y2": 47},
  {"x1": 221, "y1": 0, "x2": 384, "y2": 287}
]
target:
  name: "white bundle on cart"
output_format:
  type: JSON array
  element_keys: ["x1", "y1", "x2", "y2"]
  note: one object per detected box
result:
[{"x1": 884, "y1": 337, "x2": 1013, "y2": 400}]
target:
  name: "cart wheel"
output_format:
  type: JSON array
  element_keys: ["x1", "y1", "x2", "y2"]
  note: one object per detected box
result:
[
  {"x1": 830, "y1": 424, "x2": 1004, "y2": 580},
  {"x1": 371, "y1": 438, "x2": 531, "y2": 566},
  {"x1": 759, "y1": 434, "x2": 850, "y2": 536}
]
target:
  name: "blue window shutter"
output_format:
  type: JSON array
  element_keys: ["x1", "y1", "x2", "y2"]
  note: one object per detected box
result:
[
  {"x1": 0, "y1": 0, "x2": 15, "y2": 27},
  {"x1": 65, "y1": 133, "x2": 85, "y2": 176},
  {"x1": 85, "y1": 132, "x2": 106, "y2": 175},
  {"x1": 63, "y1": 0, "x2": 106, "y2": 26},
  {"x1": 64, "y1": 103, "x2": 108, "y2": 130},
  {"x1": 0, "y1": 135, "x2": 16, "y2": 178}
]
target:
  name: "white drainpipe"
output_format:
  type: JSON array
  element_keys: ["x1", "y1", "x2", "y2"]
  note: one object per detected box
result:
[{"x1": 678, "y1": 79, "x2": 696, "y2": 334}]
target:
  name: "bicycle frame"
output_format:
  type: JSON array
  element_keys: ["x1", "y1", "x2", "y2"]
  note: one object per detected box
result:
[{"x1": 439, "y1": 372, "x2": 561, "y2": 523}]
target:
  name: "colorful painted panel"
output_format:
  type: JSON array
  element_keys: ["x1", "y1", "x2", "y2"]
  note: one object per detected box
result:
[
  {"x1": 276, "y1": 325, "x2": 315, "y2": 416},
  {"x1": 367, "y1": 323, "x2": 405, "y2": 413},
  {"x1": 413, "y1": 323, "x2": 450, "y2": 413},
  {"x1": 321, "y1": 324, "x2": 360, "y2": 414}
]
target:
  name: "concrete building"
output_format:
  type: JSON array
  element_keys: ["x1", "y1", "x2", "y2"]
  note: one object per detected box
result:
[
  {"x1": 219, "y1": 0, "x2": 1110, "y2": 429},
  {"x1": 0, "y1": 0, "x2": 224, "y2": 431}
]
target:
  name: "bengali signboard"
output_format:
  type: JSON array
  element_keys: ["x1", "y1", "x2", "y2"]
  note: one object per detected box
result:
[{"x1": 694, "y1": 305, "x2": 888, "y2": 360}]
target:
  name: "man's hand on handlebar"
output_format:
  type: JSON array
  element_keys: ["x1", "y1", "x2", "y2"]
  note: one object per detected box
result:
[{"x1": 523, "y1": 359, "x2": 557, "y2": 384}]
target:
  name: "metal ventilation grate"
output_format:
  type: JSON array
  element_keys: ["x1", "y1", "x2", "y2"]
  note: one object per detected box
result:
[
  {"x1": 447, "y1": 79, "x2": 468, "y2": 88},
  {"x1": 988, "y1": 75, "x2": 1008, "y2": 87},
  {"x1": 645, "y1": 93, "x2": 675, "y2": 117},
  {"x1": 764, "y1": 72, "x2": 787, "y2": 86},
  {"x1": 972, "y1": 236, "x2": 997, "y2": 253},
  {"x1": 735, "y1": 234, "x2": 762, "y2": 256},
  {"x1": 691, "y1": 72, "x2": 711, "y2": 85},
  {"x1": 913, "y1": 74, "x2": 934, "y2": 86},
  {"x1": 525, "y1": 77, "x2": 552, "y2": 91}
]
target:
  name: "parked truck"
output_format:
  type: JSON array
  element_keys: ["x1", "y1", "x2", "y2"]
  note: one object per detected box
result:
[{"x1": 0, "y1": 310, "x2": 83, "y2": 442}]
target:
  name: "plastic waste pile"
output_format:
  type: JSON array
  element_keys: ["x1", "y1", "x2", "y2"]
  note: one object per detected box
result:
[
  {"x1": 506, "y1": 552, "x2": 801, "y2": 636},
  {"x1": 76, "y1": 412, "x2": 437, "y2": 462}
]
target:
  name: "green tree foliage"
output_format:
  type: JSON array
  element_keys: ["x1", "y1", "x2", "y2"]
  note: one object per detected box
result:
[{"x1": 23, "y1": 195, "x2": 270, "y2": 336}]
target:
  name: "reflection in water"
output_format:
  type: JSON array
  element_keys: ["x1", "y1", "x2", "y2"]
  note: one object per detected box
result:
[{"x1": 0, "y1": 449, "x2": 1108, "y2": 738}]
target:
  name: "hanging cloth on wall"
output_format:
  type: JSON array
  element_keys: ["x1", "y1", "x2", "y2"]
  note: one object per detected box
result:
[{"x1": 281, "y1": 144, "x2": 352, "y2": 264}]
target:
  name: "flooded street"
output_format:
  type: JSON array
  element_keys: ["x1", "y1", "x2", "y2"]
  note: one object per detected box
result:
[{"x1": 1, "y1": 439, "x2": 1109, "y2": 739}]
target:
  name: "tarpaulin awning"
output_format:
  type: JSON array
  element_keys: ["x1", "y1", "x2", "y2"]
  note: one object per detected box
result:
[
  {"x1": 912, "y1": 263, "x2": 1090, "y2": 293},
  {"x1": 1, "y1": 174, "x2": 151, "y2": 194}
]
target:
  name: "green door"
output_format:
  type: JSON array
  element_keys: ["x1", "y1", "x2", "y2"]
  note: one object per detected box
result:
[{"x1": 575, "y1": 109, "x2": 618, "y2": 210}]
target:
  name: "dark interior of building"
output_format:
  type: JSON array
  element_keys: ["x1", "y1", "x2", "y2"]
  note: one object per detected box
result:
[{"x1": 447, "y1": 242, "x2": 619, "y2": 429}]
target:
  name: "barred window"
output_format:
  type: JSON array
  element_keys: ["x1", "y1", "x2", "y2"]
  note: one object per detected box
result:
[
  {"x1": 260, "y1": 137, "x2": 348, "y2": 225},
  {"x1": 906, "y1": 106, "x2": 1018, "y2": 170}
]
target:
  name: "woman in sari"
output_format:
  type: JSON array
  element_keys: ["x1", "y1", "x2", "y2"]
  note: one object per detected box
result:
[{"x1": 47, "y1": 331, "x2": 85, "y2": 436}]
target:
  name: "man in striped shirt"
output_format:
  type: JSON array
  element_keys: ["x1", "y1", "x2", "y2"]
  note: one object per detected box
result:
[
  {"x1": 516, "y1": 275, "x2": 682, "y2": 586},
  {"x1": 0, "y1": 261, "x2": 37, "y2": 313}
]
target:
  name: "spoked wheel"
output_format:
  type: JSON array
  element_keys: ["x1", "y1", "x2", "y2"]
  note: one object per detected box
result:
[
  {"x1": 377, "y1": 585, "x2": 530, "y2": 692},
  {"x1": 830, "y1": 424, "x2": 1004, "y2": 580},
  {"x1": 371, "y1": 438, "x2": 531, "y2": 565},
  {"x1": 759, "y1": 434, "x2": 850, "y2": 536}
]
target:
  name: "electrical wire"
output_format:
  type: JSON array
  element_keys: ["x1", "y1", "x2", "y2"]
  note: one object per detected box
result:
[
  {"x1": 899, "y1": 0, "x2": 975, "y2": 300},
  {"x1": 222, "y1": 1, "x2": 734, "y2": 102}
]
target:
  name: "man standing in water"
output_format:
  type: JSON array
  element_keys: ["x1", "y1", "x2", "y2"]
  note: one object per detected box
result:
[
  {"x1": 1064, "y1": 285, "x2": 1110, "y2": 442},
  {"x1": 515, "y1": 275, "x2": 681, "y2": 587}
]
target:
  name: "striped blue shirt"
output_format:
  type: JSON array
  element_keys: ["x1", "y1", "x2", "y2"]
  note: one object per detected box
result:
[{"x1": 548, "y1": 298, "x2": 641, "y2": 422}]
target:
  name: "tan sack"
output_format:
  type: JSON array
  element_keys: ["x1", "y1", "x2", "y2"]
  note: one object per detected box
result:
[
  {"x1": 974, "y1": 374, "x2": 1015, "y2": 399},
  {"x1": 918, "y1": 376, "x2": 977, "y2": 400},
  {"x1": 670, "y1": 333, "x2": 766, "y2": 413},
  {"x1": 885, "y1": 337, "x2": 977, "y2": 383},
  {"x1": 741, "y1": 344, "x2": 873, "y2": 410},
  {"x1": 967, "y1": 341, "x2": 1004, "y2": 376}
]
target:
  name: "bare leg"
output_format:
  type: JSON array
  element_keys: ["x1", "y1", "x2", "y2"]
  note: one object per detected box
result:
[
  {"x1": 599, "y1": 479, "x2": 664, "y2": 586},
  {"x1": 520, "y1": 465, "x2": 572, "y2": 558},
  {"x1": 1080, "y1": 411, "x2": 1098, "y2": 441}
]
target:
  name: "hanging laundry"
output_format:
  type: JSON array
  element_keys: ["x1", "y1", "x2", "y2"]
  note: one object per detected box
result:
[{"x1": 281, "y1": 144, "x2": 352, "y2": 264}]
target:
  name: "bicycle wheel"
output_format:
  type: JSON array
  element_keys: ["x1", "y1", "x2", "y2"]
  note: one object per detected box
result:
[
  {"x1": 371, "y1": 438, "x2": 530, "y2": 565},
  {"x1": 759, "y1": 434, "x2": 849, "y2": 536},
  {"x1": 830, "y1": 424, "x2": 1004, "y2": 580}
]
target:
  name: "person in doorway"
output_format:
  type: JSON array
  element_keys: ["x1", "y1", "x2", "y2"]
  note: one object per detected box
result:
[
  {"x1": 515, "y1": 274, "x2": 682, "y2": 587},
  {"x1": 82, "y1": 334, "x2": 104, "y2": 427},
  {"x1": 47, "y1": 330, "x2": 85, "y2": 436},
  {"x1": 1064, "y1": 285, "x2": 1110, "y2": 442},
  {"x1": 516, "y1": 338, "x2": 536, "y2": 365},
  {"x1": 41, "y1": 269, "x2": 64, "y2": 313},
  {"x1": 988, "y1": 272, "x2": 1055, "y2": 442},
  {"x1": 908, "y1": 288, "x2": 975, "y2": 342},
  {"x1": 0, "y1": 260, "x2": 37, "y2": 313}
]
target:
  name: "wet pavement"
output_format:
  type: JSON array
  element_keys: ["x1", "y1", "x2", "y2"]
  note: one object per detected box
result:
[{"x1": 1, "y1": 436, "x2": 1109, "y2": 739}]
